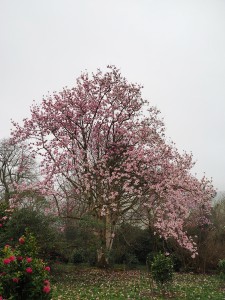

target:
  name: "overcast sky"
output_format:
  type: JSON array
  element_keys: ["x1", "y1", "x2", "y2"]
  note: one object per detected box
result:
[{"x1": 0, "y1": 0, "x2": 225, "y2": 191}]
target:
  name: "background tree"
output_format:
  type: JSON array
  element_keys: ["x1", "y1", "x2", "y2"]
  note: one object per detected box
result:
[
  {"x1": 11, "y1": 66, "x2": 215, "y2": 266},
  {"x1": 0, "y1": 138, "x2": 37, "y2": 204},
  {"x1": 189, "y1": 195, "x2": 225, "y2": 272}
]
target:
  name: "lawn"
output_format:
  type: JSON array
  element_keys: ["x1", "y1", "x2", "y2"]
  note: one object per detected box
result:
[{"x1": 50, "y1": 264, "x2": 225, "y2": 299}]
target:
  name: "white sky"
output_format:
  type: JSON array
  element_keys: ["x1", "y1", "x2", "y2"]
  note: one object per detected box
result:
[{"x1": 0, "y1": 0, "x2": 225, "y2": 191}]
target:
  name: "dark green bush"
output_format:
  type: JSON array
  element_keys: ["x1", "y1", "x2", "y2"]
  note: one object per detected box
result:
[
  {"x1": 72, "y1": 250, "x2": 85, "y2": 264},
  {"x1": 0, "y1": 207, "x2": 60, "y2": 258},
  {"x1": 146, "y1": 251, "x2": 158, "y2": 272},
  {"x1": 218, "y1": 259, "x2": 225, "y2": 279},
  {"x1": 151, "y1": 253, "x2": 174, "y2": 285}
]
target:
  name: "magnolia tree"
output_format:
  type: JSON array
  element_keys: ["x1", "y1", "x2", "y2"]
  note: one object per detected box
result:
[{"x1": 11, "y1": 66, "x2": 215, "y2": 265}]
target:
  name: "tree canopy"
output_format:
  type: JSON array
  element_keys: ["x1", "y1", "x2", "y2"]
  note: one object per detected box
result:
[{"x1": 11, "y1": 66, "x2": 215, "y2": 259}]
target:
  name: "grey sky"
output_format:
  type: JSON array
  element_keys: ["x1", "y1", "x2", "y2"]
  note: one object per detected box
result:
[{"x1": 0, "y1": 0, "x2": 225, "y2": 191}]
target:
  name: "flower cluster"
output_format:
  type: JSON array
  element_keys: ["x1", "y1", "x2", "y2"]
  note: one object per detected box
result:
[
  {"x1": 0, "y1": 202, "x2": 14, "y2": 230},
  {"x1": 0, "y1": 231, "x2": 52, "y2": 299}
]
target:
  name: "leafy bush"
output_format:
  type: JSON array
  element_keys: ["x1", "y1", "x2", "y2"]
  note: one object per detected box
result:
[
  {"x1": 151, "y1": 253, "x2": 174, "y2": 286},
  {"x1": 72, "y1": 250, "x2": 85, "y2": 264},
  {"x1": 146, "y1": 251, "x2": 158, "y2": 272},
  {"x1": 218, "y1": 259, "x2": 225, "y2": 279},
  {"x1": 0, "y1": 207, "x2": 60, "y2": 258},
  {"x1": 0, "y1": 230, "x2": 52, "y2": 299},
  {"x1": 112, "y1": 224, "x2": 165, "y2": 266}
]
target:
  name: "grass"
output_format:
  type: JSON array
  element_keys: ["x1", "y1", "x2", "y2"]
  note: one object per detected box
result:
[{"x1": 50, "y1": 263, "x2": 225, "y2": 299}]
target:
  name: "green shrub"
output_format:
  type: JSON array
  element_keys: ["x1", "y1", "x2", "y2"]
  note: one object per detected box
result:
[
  {"x1": 151, "y1": 253, "x2": 174, "y2": 286},
  {"x1": 0, "y1": 207, "x2": 60, "y2": 259},
  {"x1": 218, "y1": 259, "x2": 225, "y2": 279},
  {"x1": 146, "y1": 251, "x2": 158, "y2": 272},
  {"x1": 72, "y1": 250, "x2": 85, "y2": 264},
  {"x1": 0, "y1": 230, "x2": 52, "y2": 299}
]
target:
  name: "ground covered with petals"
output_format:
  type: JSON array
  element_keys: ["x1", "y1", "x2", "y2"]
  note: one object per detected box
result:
[{"x1": 51, "y1": 264, "x2": 225, "y2": 299}]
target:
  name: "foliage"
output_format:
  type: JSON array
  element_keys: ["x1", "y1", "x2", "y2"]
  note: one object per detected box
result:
[
  {"x1": 146, "y1": 251, "x2": 159, "y2": 271},
  {"x1": 122, "y1": 252, "x2": 139, "y2": 269},
  {"x1": 0, "y1": 207, "x2": 65, "y2": 262},
  {"x1": 163, "y1": 196, "x2": 225, "y2": 273},
  {"x1": 0, "y1": 230, "x2": 52, "y2": 299},
  {"x1": 0, "y1": 207, "x2": 61, "y2": 264},
  {"x1": 72, "y1": 249, "x2": 85, "y2": 264},
  {"x1": 218, "y1": 259, "x2": 225, "y2": 279},
  {"x1": 63, "y1": 216, "x2": 100, "y2": 265},
  {"x1": 112, "y1": 224, "x2": 159, "y2": 265},
  {"x1": 151, "y1": 253, "x2": 174, "y2": 286}
]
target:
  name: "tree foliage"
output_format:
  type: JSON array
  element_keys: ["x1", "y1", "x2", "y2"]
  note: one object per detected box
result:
[{"x1": 0, "y1": 139, "x2": 36, "y2": 204}]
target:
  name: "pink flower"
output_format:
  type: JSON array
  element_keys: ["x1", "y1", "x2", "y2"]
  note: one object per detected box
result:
[
  {"x1": 43, "y1": 285, "x2": 51, "y2": 293},
  {"x1": 26, "y1": 257, "x2": 32, "y2": 263},
  {"x1": 9, "y1": 255, "x2": 16, "y2": 262},
  {"x1": 19, "y1": 237, "x2": 25, "y2": 244},
  {"x1": 44, "y1": 279, "x2": 50, "y2": 285},
  {"x1": 26, "y1": 267, "x2": 33, "y2": 273},
  {"x1": 0, "y1": 295, "x2": 3, "y2": 300},
  {"x1": 0, "y1": 224, "x2": 3, "y2": 227},
  {"x1": 12, "y1": 277, "x2": 19, "y2": 283},
  {"x1": 3, "y1": 258, "x2": 11, "y2": 264},
  {"x1": 44, "y1": 266, "x2": 50, "y2": 272}
]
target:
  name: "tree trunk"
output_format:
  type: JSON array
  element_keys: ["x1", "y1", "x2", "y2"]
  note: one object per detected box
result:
[{"x1": 96, "y1": 211, "x2": 116, "y2": 268}]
